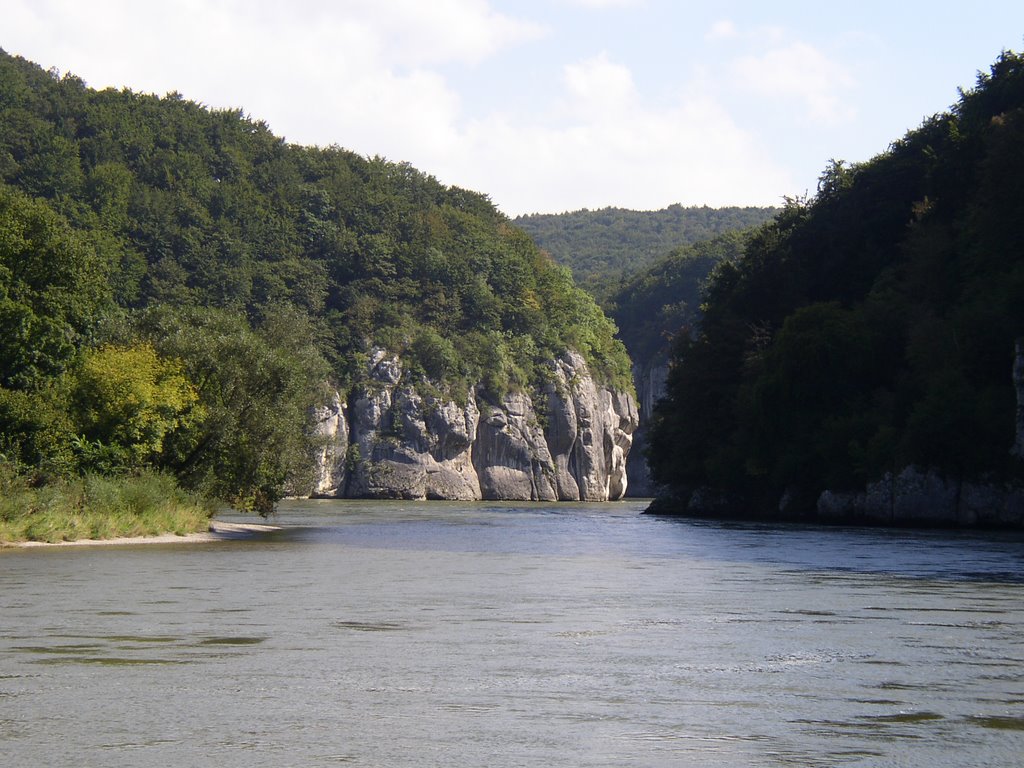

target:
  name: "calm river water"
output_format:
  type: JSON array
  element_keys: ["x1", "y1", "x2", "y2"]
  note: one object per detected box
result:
[{"x1": 2, "y1": 500, "x2": 1024, "y2": 767}]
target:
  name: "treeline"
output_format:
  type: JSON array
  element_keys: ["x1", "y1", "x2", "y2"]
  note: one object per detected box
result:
[
  {"x1": 606, "y1": 231, "x2": 748, "y2": 367},
  {"x1": 0, "y1": 49, "x2": 630, "y2": 516},
  {"x1": 648, "y1": 51, "x2": 1024, "y2": 516},
  {"x1": 515, "y1": 204, "x2": 775, "y2": 299}
]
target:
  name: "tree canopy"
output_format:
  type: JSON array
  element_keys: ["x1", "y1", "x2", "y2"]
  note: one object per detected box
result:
[
  {"x1": 515, "y1": 204, "x2": 775, "y2": 300},
  {"x1": 648, "y1": 50, "x2": 1024, "y2": 515},
  {"x1": 605, "y1": 231, "x2": 749, "y2": 367},
  {"x1": 0, "y1": 48, "x2": 632, "y2": 510}
]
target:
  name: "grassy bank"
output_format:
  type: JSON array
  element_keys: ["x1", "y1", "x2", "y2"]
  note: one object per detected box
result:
[{"x1": 0, "y1": 468, "x2": 214, "y2": 544}]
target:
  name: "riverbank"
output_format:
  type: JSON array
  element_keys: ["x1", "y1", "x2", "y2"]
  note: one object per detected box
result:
[
  {"x1": 646, "y1": 467, "x2": 1024, "y2": 528},
  {"x1": 0, "y1": 469, "x2": 220, "y2": 545},
  {"x1": 2, "y1": 520, "x2": 280, "y2": 549}
]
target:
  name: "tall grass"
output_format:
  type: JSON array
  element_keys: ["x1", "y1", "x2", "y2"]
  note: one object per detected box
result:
[{"x1": 0, "y1": 467, "x2": 214, "y2": 544}]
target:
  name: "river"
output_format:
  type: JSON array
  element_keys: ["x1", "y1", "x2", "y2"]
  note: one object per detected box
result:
[{"x1": 2, "y1": 500, "x2": 1023, "y2": 767}]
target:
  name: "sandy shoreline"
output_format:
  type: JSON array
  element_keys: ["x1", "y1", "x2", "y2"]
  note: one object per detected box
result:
[{"x1": 2, "y1": 520, "x2": 281, "y2": 549}]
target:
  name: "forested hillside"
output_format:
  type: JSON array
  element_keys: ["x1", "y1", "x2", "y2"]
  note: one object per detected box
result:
[
  {"x1": 0, "y1": 49, "x2": 631, "y2": 518},
  {"x1": 648, "y1": 51, "x2": 1024, "y2": 523},
  {"x1": 606, "y1": 231, "x2": 748, "y2": 366},
  {"x1": 600, "y1": 231, "x2": 749, "y2": 497},
  {"x1": 515, "y1": 204, "x2": 775, "y2": 299}
]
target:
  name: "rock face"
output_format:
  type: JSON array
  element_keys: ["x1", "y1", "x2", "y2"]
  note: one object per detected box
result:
[
  {"x1": 625, "y1": 360, "x2": 669, "y2": 497},
  {"x1": 309, "y1": 388, "x2": 349, "y2": 497},
  {"x1": 816, "y1": 466, "x2": 1024, "y2": 527},
  {"x1": 309, "y1": 348, "x2": 638, "y2": 501}
]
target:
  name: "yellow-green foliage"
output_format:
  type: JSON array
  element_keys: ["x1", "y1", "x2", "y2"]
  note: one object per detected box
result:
[
  {"x1": 0, "y1": 465, "x2": 213, "y2": 544},
  {"x1": 71, "y1": 343, "x2": 201, "y2": 467}
]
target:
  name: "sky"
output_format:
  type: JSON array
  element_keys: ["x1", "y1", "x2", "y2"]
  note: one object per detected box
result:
[{"x1": 4, "y1": 1, "x2": 1024, "y2": 217}]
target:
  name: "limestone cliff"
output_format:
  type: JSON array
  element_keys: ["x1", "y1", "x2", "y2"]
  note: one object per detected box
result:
[
  {"x1": 625, "y1": 360, "x2": 669, "y2": 498},
  {"x1": 307, "y1": 348, "x2": 638, "y2": 501}
]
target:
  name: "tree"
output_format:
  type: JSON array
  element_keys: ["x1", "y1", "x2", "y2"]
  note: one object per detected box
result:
[
  {"x1": 0, "y1": 183, "x2": 112, "y2": 389},
  {"x1": 139, "y1": 306, "x2": 328, "y2": 514},
  {"x1": 70, "y1": 343, "x2": 200, "y2": 471},
  {"x1": 647, "y1": 50, "x2": 1024, "y2": 517}
]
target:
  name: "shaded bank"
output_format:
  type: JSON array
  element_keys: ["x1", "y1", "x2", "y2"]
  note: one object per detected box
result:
[{"x1": 647, "y1": 335, "x2": 1024, "y2": 528}]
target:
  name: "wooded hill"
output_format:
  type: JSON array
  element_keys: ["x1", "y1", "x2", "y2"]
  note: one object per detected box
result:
[
  {"x1": 648, "y1": 51, "x2": 1024, "y2": 518},
  {"x1": 605, "y1": 230, "x2": 748, "y2": 368},
  {"x1": 515, "y1": 204, "x2": 775, "y2": 300},
  {"x1": 0, "y1": 49, "x2": 631, "y2": 513}
]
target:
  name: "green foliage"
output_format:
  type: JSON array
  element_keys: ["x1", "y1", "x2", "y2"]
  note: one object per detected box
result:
[
  {"x1": 70, "y1": 343, "x2": 200, "y2": 471},
  {"x1": 607, "y1": 230, "x2": 749, "y2": 366},
  {"x1": 0, "y1": 48, "x2": 634, "y2": 515},
  {"x1": 0, "y1": 384, "x2": 78, "y2": 479},
  {"x1": 0, "y1": 183, "x2": 112, "y2": 388},
  {"x1": 0, "y1": 296, "x2": 327, "y2": 517},
  {"x1": 0, "y1": 465, "x2": 212, "y2": 543},
  {"x1": 408, "y1": 327, "x2": 459, "y2": 382},
  {"x1": 515, "y1": 204, "x2": 776, "y2": 299},
  {"x1": 137, "y1": 306, "x2": 329, "y2": 514},
  {"x1": 649, "y1": 50, "x2": 1024, "y2": 514}
]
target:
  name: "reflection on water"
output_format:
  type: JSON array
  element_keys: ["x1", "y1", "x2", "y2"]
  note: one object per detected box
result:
[{"x1": 2, "y1": 499, "x2": 1024, "y2": 767}]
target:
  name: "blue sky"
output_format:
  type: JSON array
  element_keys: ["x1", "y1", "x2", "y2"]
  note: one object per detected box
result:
[{"x1": 4, "y1": 0, "x2": 1024, "y2": 215}]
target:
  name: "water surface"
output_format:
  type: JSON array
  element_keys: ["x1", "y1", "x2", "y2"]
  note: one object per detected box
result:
[{"x1": 2, "y1": 500, "x2": 1023, "y2": 767}]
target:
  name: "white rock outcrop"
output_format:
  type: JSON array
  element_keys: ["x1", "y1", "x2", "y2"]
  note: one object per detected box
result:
[{"x1": 309, "y1": 348, "x2": 638, "y2": 501}]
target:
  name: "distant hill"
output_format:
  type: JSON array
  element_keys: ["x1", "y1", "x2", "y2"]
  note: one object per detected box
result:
[
  {"x1": 606, "y1": 230, "x2": 749, "y2": 367},
  {"x1": 514, "y1": 204, "x2": 776, "y2": 299}
]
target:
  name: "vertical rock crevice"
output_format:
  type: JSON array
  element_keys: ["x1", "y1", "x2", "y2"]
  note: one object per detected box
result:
[{"x1": 309, "y1": 348, "x2": 638, "y2": 501}]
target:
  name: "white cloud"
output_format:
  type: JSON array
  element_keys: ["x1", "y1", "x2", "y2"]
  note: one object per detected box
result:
[
  {"x1": 562, "y1": 0, "x2": 645, "y2": 8},
  {"x1": 4, "y1": 0, "x2": 793, "y2": 215},
  {"x1": 706, "y1": 19, "x2": 738, "y2": 41},
  {"x1": 734, "y1": 42, "x2": 856, "y2": 123},
  {"x1": 562, "y1": 52, "x2": 637, "y2": 117},
  {"x1": 442, "y1": 56, "x2": 793, "y2": 215},
  {"x1": 329, "y1": 0, "x2": 548, "y2": 67},
  {"x1": 2, "y1": 0, "x2": 542, "y2": 153},
  {"x1": 5, "y1": 0, "x2": 544, "y2": 90},
  {"x1": 710, "y1": 23, "x2": 856, "y2": 125}
]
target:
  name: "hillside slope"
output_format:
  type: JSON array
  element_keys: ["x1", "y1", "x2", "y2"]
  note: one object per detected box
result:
[
  {"x1": 648, "y1": 51, "x2": 1024, "y2": 526},
  {"x1": 0, "y1": 49, "x2": 635, "y2": 507},
  {"x1": 515, "y1": 204, "x2": 775, "y2": 299}
]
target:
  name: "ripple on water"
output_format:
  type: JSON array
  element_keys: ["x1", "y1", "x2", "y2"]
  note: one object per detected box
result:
[
  {"x1": 968, "y1": 715, "x2": 1024, "y2": 731},
  {"x1": 11, "y1": 644, "x2": 104, "y2": 654},
  {"x1": 860, "y1": 711, "x2": 945, "y2": 724},
  {"x1": 31, "y1": 657, "x2": 188, "y2": 666},
  {"x1": 197, "y1": 636, "x2": 267, "y2": 646},
  {"x1": 332, "y1": 620, "x2": 412, "y2": 632}
]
